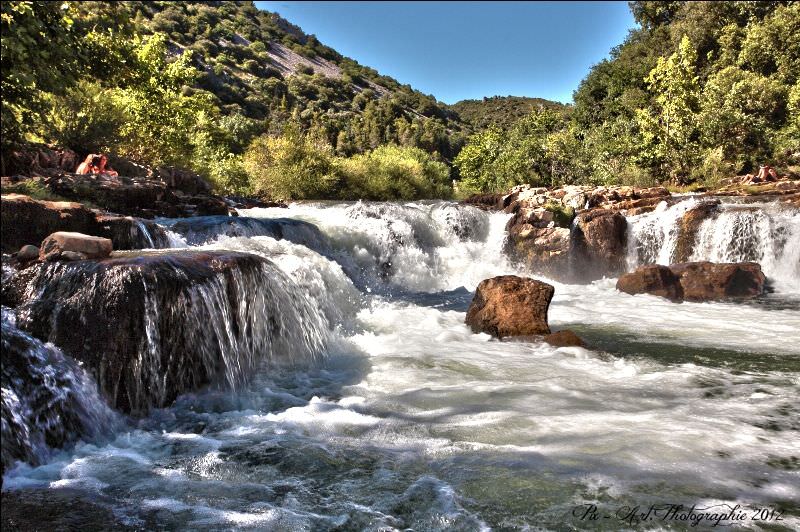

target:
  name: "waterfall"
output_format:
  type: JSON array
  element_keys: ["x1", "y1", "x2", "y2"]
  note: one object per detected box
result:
[
  {"x1": 625, "y1": 198, "x2": 700, "y2": 268},
  {"x1": 691, "y1": 204, "x2": 800, "y2": 291},
  {"x1": 9, "y1": 252, "x2": 333, "y2": 413},
  {"x1": 245, "y1": 201, "x2": 515, "y2": 293},
  {"x1": 160, "y1": 215, "x2": 330, "y2": 255},
  {"x1": 133, "y1": 219, "x2": 156, "y2": 248},
  {"x1": 1, "y1": 308, "x2": 119, "y2": 469}
]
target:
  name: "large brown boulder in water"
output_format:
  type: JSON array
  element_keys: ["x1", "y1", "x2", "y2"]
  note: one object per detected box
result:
[
  {"x1": 670, "y1": 261, "x2": 766, "y2": 301},
  {"x1": 616, "y1": 264, "x2": 683, "y2": 302},
  {"x1": 616, "y1": 261, "x2": 765, "y2": 302},
  {"x1": 466, "y1": 275, "x2": 554, "y2": 337}
]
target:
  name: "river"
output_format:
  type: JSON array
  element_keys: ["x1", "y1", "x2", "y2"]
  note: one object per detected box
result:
[{"x1": 3, "y1": 198, "x2": 799, "y2": 530}]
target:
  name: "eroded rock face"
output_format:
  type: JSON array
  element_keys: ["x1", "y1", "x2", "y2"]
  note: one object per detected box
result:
[
  {"x1": 616, "y1": 261, "x2": 765, "y2": 302},
  {"x1": 39, "y1": 232, "x2": 112, "y2": 261},
  {"x1": 1, "y1": 194, "x2": 96, "y2": 253},
  {"x1": 466, "y1": 275, "x2": 554, "y2": 337},
  {"x1": 1, "y1": 194, "x2": 169, "y2": 252},
  {"x1": 3, "y1": 251, "x2": 327, "y2": 414},
  {"x1": 673, "y1": 201, "x2": 720, "y2": 263},
  {"x1": 40, "y1": 173, "x2": 230, "y2": 218},
  {"x1": 504, "y1": 226, "x2": 571, "y2": 281},
  {"x1": 571, "y1": 211, "x2": 628, "y2": 282}
]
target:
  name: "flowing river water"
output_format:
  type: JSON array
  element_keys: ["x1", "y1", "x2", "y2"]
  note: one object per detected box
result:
[{"x1": 2, "y1": 198, "x2": 799, "y2": 530}]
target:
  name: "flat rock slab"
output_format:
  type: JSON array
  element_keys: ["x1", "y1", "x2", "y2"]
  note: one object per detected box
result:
[
  {"x1": 40, "y1": 231, "x2": 112, "y2": 261},
  {"x1": 466, "y1": 275, "x2": 554, "y2": 337}
]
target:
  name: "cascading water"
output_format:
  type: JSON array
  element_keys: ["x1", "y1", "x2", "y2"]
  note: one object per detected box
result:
[
  {"x1": 691, "y1": 202, "x2": 800, "y2": 291},
  {"x1": 2, "y1": 199, "x2": 799, "y2": 530},
  {"x1": 627, "y1": 197, "x2": 800, "y2": 291},
  {"x1": 1, "y1": 309, "x2": 120, "y2": 470}
]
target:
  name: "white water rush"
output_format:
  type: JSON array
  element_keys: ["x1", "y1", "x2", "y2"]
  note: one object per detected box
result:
[{"x1": 2, "y1": 198, "x2": 799, "y2": 530}]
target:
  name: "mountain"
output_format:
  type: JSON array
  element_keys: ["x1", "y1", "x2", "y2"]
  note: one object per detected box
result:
[
  {"x1": 450, "y1": 96, "x2": 566, "y2": 131},
  {"x1": 123, "y1": 0, "x2": 469, "y2": 159}
]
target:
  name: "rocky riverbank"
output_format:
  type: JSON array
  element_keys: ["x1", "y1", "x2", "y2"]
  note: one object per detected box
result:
[{"x1": 464, "y1": 179, "x2": 800, "y2": 282}]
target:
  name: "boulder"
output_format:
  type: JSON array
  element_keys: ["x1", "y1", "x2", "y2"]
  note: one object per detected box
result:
[
  {"x1": 39, "y1": 232, "x2": 112, "y2": 261},
  {"x1": 3, "y1": 251, "x2": 324, "y2": 414},
  {"x1": 1, "y1": 194, "x2": 96, "y2": 252},
  {"x1": 673, "y1": 201, "x2": 720, "y2": 263},
  {"x1": 670, "y1": 261, "x2": 766, "y2": 301},
  {"x1": 16, "y1": 245, "x2": 40, "y2": 262},
  {"x1": 543, "y1": 329, "x2": 586, "y2": 347},
  {"x1": 616, "y1": 261, "x2": 765, "y2": 302},
  {"x1": 504, "y1": 225, "x2": 571, "y2": 281},
  {"x1": 466, "y1": 275, "x2": 554, "y2": 337},
  {"x1": 616, "y1": 264, "x2": 683, "y2": 302},
  {"x1": 571, "y1": 211, "x2": 628, "y2": 282}
]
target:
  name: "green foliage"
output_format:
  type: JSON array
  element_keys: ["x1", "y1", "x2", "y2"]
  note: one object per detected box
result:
[
  {"x1": 112, "y1": 33, "x2": 214, "y2": 167},
  {"x1": 700, "y1": 66, "x2": 786, "y2": 170},
  {"x1": 1, "y1": 1, "x2": 84, "y2": 146},
  {"x1": 543, "y1": 202, "x2": 575, "y2": 228},
  {"x1": 337, "y1": 145, "x2": 452, "y2": 200},
  {"x1": 243, "y1": 125, "x2": 339, "y2": 199},
  {"x1": 36, "y1": 80, "x2": 124, "y2": 154},
  {"x1": 636, "y1": 36, "x2": 701, "y2": 183},
  {"x1": 450, "y1": 96, "x2": 565, "y2": 131}
]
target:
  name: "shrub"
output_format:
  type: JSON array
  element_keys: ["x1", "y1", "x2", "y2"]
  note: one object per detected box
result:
[
  {"x1": 243, "y1": 125, "x2": 339, "y2": 199},
  {"x1": 37, "y1": 80, "x2": 124, "y2": 153},
  {"x1": 337, "y1": 145, "x2": 452, "y2": 200}
]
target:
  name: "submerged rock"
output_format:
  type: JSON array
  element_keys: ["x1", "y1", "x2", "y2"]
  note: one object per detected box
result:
[
  {"x1": 466, "y1": 275, "x2": 554, "y2": 337},
  {"x1": 3, "y1": 250, "x2": 328, "y2": 414},
  {"x1": 616, "y1": 261, "x2": 766, "y2": 302},
  {"x1": 543, "y1": 330, "x2": 586, "y2": 347},
  {"x1": 1, "y1": 315, "x2": 117, "y2": 471}
]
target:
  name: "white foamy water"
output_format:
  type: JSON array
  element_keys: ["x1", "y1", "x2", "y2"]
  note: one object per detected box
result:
[{"x1": 3, "y1": 199, "x2": 799, "y2": 530}]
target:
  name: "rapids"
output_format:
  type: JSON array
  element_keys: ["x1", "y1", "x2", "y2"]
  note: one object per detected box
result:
[{"x1": 2, "y1": 197, "x2": 799, "y2": 530}]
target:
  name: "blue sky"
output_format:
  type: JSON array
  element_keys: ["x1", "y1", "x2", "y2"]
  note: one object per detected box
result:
[{"x1": 255, "y1": 1, "x2": 637, "y2": 105}]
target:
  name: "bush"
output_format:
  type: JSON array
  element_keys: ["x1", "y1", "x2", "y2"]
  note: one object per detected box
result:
[
  {"x1": 243, "y1": 125, "x2": 339, "y2": 199},
  {"x1": 337, "y1": 145, "x2": 452, "y2": 200},
  {"x1": 37, "y1": 80, "x2": 124, "y2": 153}
]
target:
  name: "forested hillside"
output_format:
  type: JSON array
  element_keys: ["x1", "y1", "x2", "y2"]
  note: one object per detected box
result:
[
  {"x1": 449, "y1": 96, "x2": 565, "y2": 131},
  {"x1": 455, "y1": 1, "x2": 800, "y2": 192},
  {"x1": 1, "y1": 0, "x2": 464, "y2": 199},
  {"x1": 2, "y1": 1, "x2": 798, "y2": 199}
]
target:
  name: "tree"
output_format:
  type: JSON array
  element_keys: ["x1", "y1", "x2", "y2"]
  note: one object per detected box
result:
[
  {"x1": 700, "y1": 66, "x2": 787, "y2": 170},
  {"x1": 636, "y1": 36, "x2": 701, "y2": 182},
  {"x1": 1, "y1": 1, "x2": 84, "y2": 150}
]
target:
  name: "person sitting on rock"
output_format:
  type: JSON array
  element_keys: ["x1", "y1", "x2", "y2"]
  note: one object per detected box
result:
[
  {"x1": 97, "y1": 154, "x2": 119, "y2": 177},
  {"x1": 76, "y1": 154, "x2": 98, "y2": 174},
  {"x1": 767, "y1": 166, "x2": 779, "y2": 181}
]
